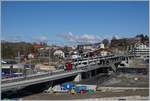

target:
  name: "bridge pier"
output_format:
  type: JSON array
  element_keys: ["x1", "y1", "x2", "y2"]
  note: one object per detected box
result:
[
  {"x1": 74, "y1": 73, "x2": 82, "y2": 82},
  {"x1": 87, "y1": 71, "x2": 92, "y2": 79},
  {"x1": 102, "y1": 60, "x2": 105, "y2": 65},
  {"x1": 91, "y1": 70, "x2": 96, "y2": 77},
  {"x1": 111, "y1": 64, "x2": 117, "y2": 72},
  {"x1": 94, "y1": 69, "x2": 98, "y2": 76},
  {"x1": 125, "y1": 56, "x2": 131, "y2": 64}
]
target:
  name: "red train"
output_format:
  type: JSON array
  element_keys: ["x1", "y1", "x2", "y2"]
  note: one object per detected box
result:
[{"x1": 65, "y1": 62, "x2": 73, "y2": 71}]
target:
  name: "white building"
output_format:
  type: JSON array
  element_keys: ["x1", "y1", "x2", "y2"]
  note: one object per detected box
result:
[
  {"x1": 28, "y1": 53, "x2": 34, "y2": 59},
  {"x1": 71, "y1": 51, "x2": 81, "y2": 59},
  {"x1": 131, "y1": 44, "x2": 149, "y2": 57},
  {"x1": 53, "y1": 50, "x2": 65, "y2": 58},
  {"x1": 100, "y1": 43, "x2": 105, "y2": 49},
  {"x1": 100, "y1": 50, "x2": 108, "y2": 56},
  {"x1": 100, "y1": 43, "x2": 109, "y2": 56}
]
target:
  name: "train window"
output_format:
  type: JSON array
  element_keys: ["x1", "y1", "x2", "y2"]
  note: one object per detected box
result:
[
  {"x1": 3, "y1": 60, "x2": 17, "y2": 64},
  {"x1": 83, "y1": 62, "x2": 87, "y2": 65},
  {"x1": 73, "y1": 59, "x2": 77, "y2": 62},
  {"x1": 120, "y1": 64, "x2": 125, "y2": 66}
]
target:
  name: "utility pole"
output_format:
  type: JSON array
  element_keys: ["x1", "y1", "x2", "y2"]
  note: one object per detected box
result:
[
  {"x1": 49, "y1": 48, "x2": 51, "y2": 65},
  {"x1": 17, "y1": 51, "x2": 21, "y2": 74},
  {"x1": 88, "y1": 51, "x2": 90, "y2": 67},
  {"x1": 77, "y1": 52, "x2": 79, "y2": 66},
  {"x1": 48, "y1": 48, "x2": 51, "y2": 75},
  {"x1": 18, "y1": 51, "x2": 20, "y2": 63}
]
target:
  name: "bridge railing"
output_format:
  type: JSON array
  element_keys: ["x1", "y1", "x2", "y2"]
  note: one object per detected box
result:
[{"x1": 1, "y1": 69, "x2": 66, "y2": 84}]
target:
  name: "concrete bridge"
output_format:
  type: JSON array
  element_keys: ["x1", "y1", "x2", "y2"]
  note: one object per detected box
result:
[{"x1": 1, "y1": 55, "x2": 133, "y2": 92}]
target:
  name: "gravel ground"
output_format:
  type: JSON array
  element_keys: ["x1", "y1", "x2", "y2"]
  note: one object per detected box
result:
[
  {"x1": 100, "y1": 73, "x2": 149, "y2": 87},
  {"x1": 128, "y1": 58, "x2": 149, "y2": 68},
  {"x1": 22, "y1": 89, "x2": 149, "y2": 100}
]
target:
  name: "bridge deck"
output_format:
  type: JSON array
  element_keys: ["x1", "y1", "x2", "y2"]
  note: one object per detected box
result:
[{"x1": 1, "y1": 55, "x2": 128, "y2": 92}]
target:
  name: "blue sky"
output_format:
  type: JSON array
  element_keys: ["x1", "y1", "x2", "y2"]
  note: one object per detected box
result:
[{"x1": 1, "y1": 1, "x2": 149, "y2": 45}]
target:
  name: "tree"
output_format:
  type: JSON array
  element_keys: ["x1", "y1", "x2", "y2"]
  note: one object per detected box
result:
[
  {"x1": 144, "y1": 35, "x2": 149, "y2": 41},
  {"x1": 64, "y1": 46, "x2": 70, "y2": 57},
  {"x1": 1, "y1": 41, "x2": 33, "y2": 59},
  {"x1": 136, "y1": 34, "x2": 144, "y2": 39},
  {"x1": 112, "y1": 36, "x2": 117, "y2": 40},
  {"x1": 136, "y1": 34, "x2": 149, "y2": 43},
  {"x1": 136, "y1": 34, "x2": 145, "y2": 43},
  {"x1": 102, "y1": 39, "x2": 109, "y2": 48}
]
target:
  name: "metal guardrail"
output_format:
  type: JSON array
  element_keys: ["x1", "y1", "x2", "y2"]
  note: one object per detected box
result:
[
  {"x1": 1, "y1": 70, "x2": 66, "y2": 84},
  {"x1": 2, "y1": 68, "x2": 86, "y2": 84}
]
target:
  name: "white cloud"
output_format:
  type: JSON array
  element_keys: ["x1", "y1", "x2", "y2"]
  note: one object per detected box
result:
[
  {"x1": 2, "y1": 35, "x2": 23, "y2": 42},
  {"x1": 59, "y1": 32, "x2": 101, "y2": 44},
  {"x1": 40, "y1": 36, "x2": 48, "y2": 41},
  {"x1": 114, "y1": 35, "x2": 120, "y2": 39},
  {"x1": 34, "y1": 35, "x2": 48, "y2": 42}
]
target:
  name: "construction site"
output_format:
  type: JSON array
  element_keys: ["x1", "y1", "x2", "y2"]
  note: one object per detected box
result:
[{"x1": 21, "y1": 57, "x2": 149, "y2": 100}]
